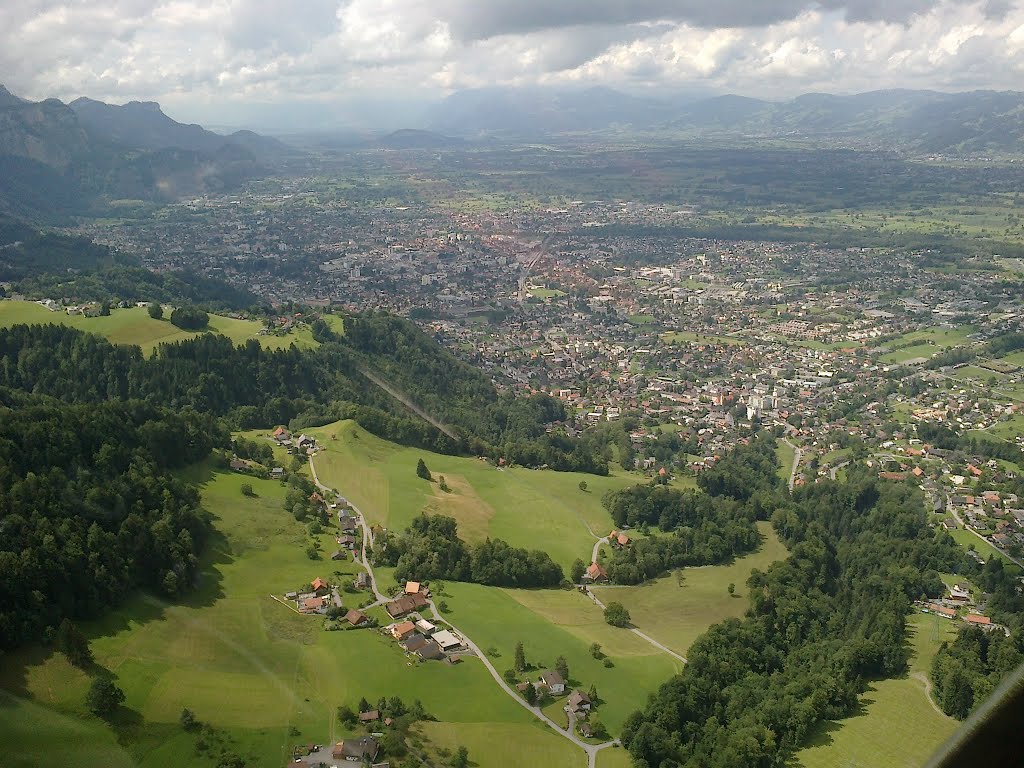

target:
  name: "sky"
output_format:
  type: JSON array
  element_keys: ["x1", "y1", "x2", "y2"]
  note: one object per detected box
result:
[{"x1": 3, "y1": 0, "x2": 1024, "y2": 131}]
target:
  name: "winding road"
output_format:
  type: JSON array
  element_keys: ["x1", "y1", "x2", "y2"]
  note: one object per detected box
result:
[{"x1": 308, "y1": 456, "x2": 621, "y2": 768}]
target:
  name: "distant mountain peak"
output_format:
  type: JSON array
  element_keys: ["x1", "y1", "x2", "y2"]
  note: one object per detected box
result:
[{"x1": 0, "y1": 84, "x2": 26, "y2": 107}]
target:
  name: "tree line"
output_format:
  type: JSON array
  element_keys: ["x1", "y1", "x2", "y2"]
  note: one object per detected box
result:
[
  {"x1": 373, "y1": 515, "x2": 564, "y2": 588},
  {"x1": 0, "y1": 319, "x2": 607, "y2": 473}
]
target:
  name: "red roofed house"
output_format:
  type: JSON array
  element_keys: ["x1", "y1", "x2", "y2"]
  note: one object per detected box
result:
[
  {"x1": 964, "y1": 614, "x2": 992, "y2": 627},
  {"x1": 584, "y1": 562, "x2": 608, "y2": 583},
  {"x1": 311, "y1": 577, "x2": 329, "y2": 595}
]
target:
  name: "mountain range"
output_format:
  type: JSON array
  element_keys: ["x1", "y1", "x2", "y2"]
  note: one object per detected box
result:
[
  {"x1": 424, "y1": 85, "x2": 1024, "y2": 152},
  {"x1": 0, "y1": 85, "x2": 293, "y2": 221}
]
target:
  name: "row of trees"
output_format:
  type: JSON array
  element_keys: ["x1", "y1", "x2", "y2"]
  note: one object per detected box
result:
[
  {"x1": 620, "y1": 471, "x2": 967, "y2": 768},
  {"x1": 374, "y1": 515, "x2": 564, "y2": 588}
]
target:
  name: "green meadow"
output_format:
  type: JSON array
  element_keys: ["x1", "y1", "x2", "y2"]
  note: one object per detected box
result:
[
  {"x1": 0, "y1": 460, "x2": 578, "y2": 768},
  {"x1": 591, "y1": 522, "x2": 789, "y2": 657},
  {"x1": 307, "y1": 420, "x2": 643, "y2": 568},
  {"x1": 440, "y1": 581, "x2": 683, "y2": 735},
  {"x1": 0, "y1": 301, "x2": 317, "y2": 355},
  {"x1": 796, "y1": 612, "x2": 959, "y2": 768}
]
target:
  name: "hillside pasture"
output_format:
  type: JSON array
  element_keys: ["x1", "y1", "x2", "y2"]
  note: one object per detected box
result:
[
  {"x1": 308, "y1": 420, "x2": 642, "y2": 568},
  {"x1": 590, "y1": 522, "x2": 788, "y2": 657},
  {"x1": 0, "y1": 300, "x2": 316, "y2": 354},
  {"x1": 795, "y1": 612, "x2": 958, "y2": 768},
  {"x1": 0, "y1": 460, "x2": 579, "y2": 767}
]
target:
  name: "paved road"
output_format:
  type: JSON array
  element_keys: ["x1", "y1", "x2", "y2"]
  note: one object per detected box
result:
[
  {"x1": 829, "y1": 460, "x2": 850, "y2": 480},
  {"x1": 309, "y1": 455, "x2": 618, "y2": 768}
]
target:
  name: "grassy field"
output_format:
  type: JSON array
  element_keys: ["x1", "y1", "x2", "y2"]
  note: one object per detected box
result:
[
  {"x1": 795, "y1": 612, "x2": 959, "y2": 768},
  {"x1": 307, "y1": 420, "x2": 643, "y2": 568},
  {"x1": 0, "y1": 301, "x2": 317, "y2": 354},
  {"x1": 949, "y1": 527, "x2": 1019, "y2": 566},
  {"x1": 440, "y1": 581, "x2": 682, "y2": 735},
  {"x1": 0, "y1": 459, "x2": 578, "y2": 768},
  {"x1": 595, "y1": 745, "x2": 634, "y2": 768},
  {"x1": 776, "y1": 441, "x2": 796, "y2": 484},
  {"x1": 881, "y1": 343, "x2": 940, "y2": 363},
  {"x1": 591, "y1": 522, "x2": 789, "y2": 657}
]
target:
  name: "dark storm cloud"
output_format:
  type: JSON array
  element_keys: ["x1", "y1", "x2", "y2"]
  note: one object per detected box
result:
[{"x1": 436, "y1": 0, "x2": 942, "y2": 41}]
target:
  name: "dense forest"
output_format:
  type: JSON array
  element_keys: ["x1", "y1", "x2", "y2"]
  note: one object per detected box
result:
[
  {"x1": 620, "y1": 471, "x2": 967, "y2": 768},
  {"x1": 373, "y1": 515, "x2": 564, "y2": 588},
  {"x1": 0, "y1": 319, "x2": 606, "y2": 472},
  {"x1": 0, "y1": 395, "x2": 222, "y2": 648},
  {"x1": 600, "y1": 436, "x2": 778, "y2": 584}
]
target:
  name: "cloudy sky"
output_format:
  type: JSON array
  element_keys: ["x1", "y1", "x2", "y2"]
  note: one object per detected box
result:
[{"x1": 3, "y1": 0, "x2": 1024, "y2": 130}]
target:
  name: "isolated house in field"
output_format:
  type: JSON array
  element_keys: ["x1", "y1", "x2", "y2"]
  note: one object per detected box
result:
[
  {"x1": 358, "y1": 710, "x2": 379, "y2": 724},
  {"x1": 355, "y1": 572, "x2": 371, "y2": 590},
  {"x1": 584, "y1": 562, "x2": 608, "y2": 583},
  {"x1": 539, "y1": 670, "x2": 566, "y2": 694},
  {"x1": 270, "y1": 467, "x2": 285, "y2": 479},
  {"x1": 331, "y1": 550, "x2": 347, "y2": 561}
]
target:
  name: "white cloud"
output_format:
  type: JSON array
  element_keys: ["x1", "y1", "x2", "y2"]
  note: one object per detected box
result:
[{"x1": 1, "y1": 0, "x2": 1022, "y2": 126}]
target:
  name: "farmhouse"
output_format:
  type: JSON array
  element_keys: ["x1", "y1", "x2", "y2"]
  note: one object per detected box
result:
[
  {"x1": 416, "y1": 640, "x2": 444, "y2": 660},
  {"x1": 403, "y1": 633, "x2": 428, "y2": 652},
  {"x1": 926, "y1": 603, "x2": 957, "y2": 619},
  {"x1": 584, "y1": 562, "x2": 608, "y2": 583},
  {"x1": 415, "y1": 618, "x2": 437, "y2": 634},
  {"x1": 385, "y1": 593, "x2": 429, "y2": 618},
  {"x1": 358, "y1": 710, "x2": 379, "y2": 723},
  {"x1": 567, "y1": 690, "x2": 592, "y2": 713},
  {"x1": 964, "y1": 613, "x2": 993, "y2": 627},
  {"x1": 332, "y1": 736, "x2": 379, "y2": 762},
  {"x1": 300, "y1": 596, "x2": 326, "y2": 613},
  {"x1": 311, "y1": 578, "x2": 329, "y2": 595},
  {"x1": 338, "y1": 534, "x2": 357, "y2": 550},
  {"x1": 338, "y1": 514, "x2": 358, "y2": 533},
  {"x1": 539, "y1": 670, "x2": 566, "y2": 694},
  {"x1": 405, "y1": 581, "x2": 423, "y2": 595},
  {"x1": 355, "y1": 573, "x2": 371, "y2": 590},
  {"x1": 345, "y1": 609, "x2": 369, "y2": 627},
  {"x1": 390, "y1": 621, "x2": 416, "y2": 640}
]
